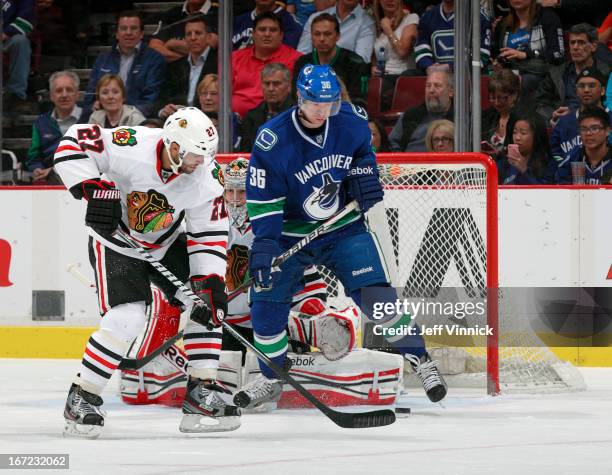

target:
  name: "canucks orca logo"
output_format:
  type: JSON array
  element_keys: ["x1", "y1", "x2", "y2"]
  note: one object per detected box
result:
[{"x1": 303, "y1": 172, "x2": 341, "y2": 219}]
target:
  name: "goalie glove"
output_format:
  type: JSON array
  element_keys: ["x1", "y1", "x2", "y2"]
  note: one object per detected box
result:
[
  {"x1": 80, "y1": 179, "x2": 123, "y2": 236},
  {"x1": 190, "y1": 275, "x2": 227, "y2": 328},
  {"x1": 345, "y1": 163, "x2": 384, "y2": 213}
]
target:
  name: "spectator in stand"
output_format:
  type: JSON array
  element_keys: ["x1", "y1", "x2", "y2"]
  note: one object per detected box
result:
[
  {"x1": 481, "y1": 69, "x2": 521, "y2": 154},
  {"x1": 491, "y1": 0, "x2": 564, "y2": 101},
  {"x1": 415, "y1": 0, "x2": 491, "y2": 73},
  {"x1": 425, "y1": 119, "x2": 454, "y2": 152},
  {"x1": 372, "y1": 0, "x2": 419, "y2": 110},
  {"x1": 369, "y1": 117, "x2": 392, "y2": 152},
  {"x1": 2, "y1": 0, "x2": 35, "y2": 111},
  {"x1": 534, "y1": 23, "x2": 611, "y2": 123},
  {"x1": 292, "y1": 13, "x2": 370, "y2": 105},
  {"x1": 600, "y1": 12, "x2": 612, "y2": 54},
  {"x1": 140, "y1": 118, "x2": 164, "y2": 128},
  {"x1": 497, "y1": 109, "x2": 556, "y2": 184},
  {"x1": 88, "y1": 74, "x2": 146, "y2": 128},
  {"x1": 232, "y1": 11, "x2": 302, "y2": 118},
  {"x1": 158, "y1": 15, "x2": 217, "y2": 120},
  {"x1": 233, "y1": 0, "x2": 302, "y2": 50},
  {"x1": 550, "y1": 68, "x2": 611, "y2": 164},
  {"x1": 556, "y1": 107, "x2": 612, "y2": 184},
  {"x1": 25, "y1": 71, "x2": 86, "y2": 184},
  {"x1": 297, "y1": 0, "x2": 376, "y2": 63},
  {"x1": 287, "y1": 0, "x2": 336, "y2": 26},
  {"x1": 197, "y1": 74, "x2": 242, "y2": 151},
  {"x1": 149, "y1": 0, "x2": 219, "y2": 62},
  {"x1": 85, "y1": 11, "x2": 166, "y2": 118},
  {"x1": 389, "y1": 65, "x2": 454, "y2": 152},
  {"x1": 535, "y1": 0, "x2": 609, "y2": 32},
  {"x1": 243, "y1": 63, "x2": 295, "y2": 151}
]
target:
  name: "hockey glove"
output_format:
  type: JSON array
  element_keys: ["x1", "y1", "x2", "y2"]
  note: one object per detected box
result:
[
  {"x1": 345, "y1": 165, "x2": 384, "y2": 213},
  {"x1": 249, "y1": 239, "x2": 281, "y2": 292},
  {"x1": 82, "y1": 179, "x2": 122, "y2": 236},
  {"x1": 190, "y1": 275, "x2": 227, "y2": 328}
]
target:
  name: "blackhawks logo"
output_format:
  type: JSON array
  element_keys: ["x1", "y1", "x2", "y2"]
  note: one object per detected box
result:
[
  {"x1": 127, "y1": 189, "x2": 175, "y2": 233},
  {"x1": 112, "y1": 128, "x2": 137, "y2": 146},
  {"x1": 226, "y1": 244, "x2": 249, "y2": 291},
  {"x1": 212, "y1": 161, "x2": 224, "y2": 185}
]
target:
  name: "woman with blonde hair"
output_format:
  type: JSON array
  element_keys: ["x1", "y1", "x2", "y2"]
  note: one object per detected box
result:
[
  {"x1": 197, "y1": 74, "x2": 242, "y2": 150},
  {"x1": 425, "y1": 119, "x2": 455, "y2": 152},
  {"x1": 88, "y1": 74, "x2": 145, "y2": 128}
]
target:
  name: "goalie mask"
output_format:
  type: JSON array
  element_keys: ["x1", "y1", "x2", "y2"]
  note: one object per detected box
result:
[
  {"x1": 223, "y1": 157, "x2": 249, "y2": 229},
  {"x1": 162, "y1": 107, "x2": 218, "y2": 174}
]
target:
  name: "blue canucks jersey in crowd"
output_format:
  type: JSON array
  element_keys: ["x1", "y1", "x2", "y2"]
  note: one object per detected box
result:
[
  {"x1": 556, "y1": 145, "x2": 612, "y2": 184},
  {"x1": 551, "y1": 108, "x2": 612, "y2": 162},
  {"x1": 246, "y1": 102, "x2": 375, "y2": 247}
]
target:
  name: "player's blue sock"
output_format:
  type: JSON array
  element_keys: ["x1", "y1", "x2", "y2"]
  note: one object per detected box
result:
[
  {"x1": 251, "y1": 301, "x2": 292, "y2": 379},
  {"x1": 350, "y1": 286, "x2": 426, "y2": 359}
]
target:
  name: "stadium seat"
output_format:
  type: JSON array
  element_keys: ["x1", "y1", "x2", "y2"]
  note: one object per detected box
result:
[
  {"x1": 390, "y1": 76, "x2": 426, "y2": 112},
  {"x1": 366, "y1": 76, "x2": 382, "y2": 116}
]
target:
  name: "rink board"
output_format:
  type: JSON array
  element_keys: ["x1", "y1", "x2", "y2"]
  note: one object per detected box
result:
[{"x1": 1, "y1": 187, "x2": 612, "y2": 365}]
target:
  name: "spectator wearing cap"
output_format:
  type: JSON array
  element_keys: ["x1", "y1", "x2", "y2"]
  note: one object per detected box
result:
[
  {"x1": 556, "y1": 107, "x2": 612, "y2": 184},
  {"x1": 149, "y1": 0, "x2": 219, "y2": 62},
  {"x1": 534, "y1": 23, "x2": 611, "y2": 123},
  {"x1": 550, "y1": 68, "x2": 612, "y2": 164},
  {"x1": 232, "y1": 11, "x2": 302, "y2": 118},
  {"x1": 233, "y1": 0, "x2": 303, "y2": 50}
]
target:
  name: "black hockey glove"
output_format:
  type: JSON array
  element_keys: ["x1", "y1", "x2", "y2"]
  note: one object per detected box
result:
[
  {"x1": 345, "y1": 164, "x2": 384, "y2": 213},
  {"x1": 249, "y1": 239, "x2": 281, "y2": 292},
  {"x1": 190, "y1": 275, "x2": 227, "y2": 328},
  {"x1": 81, "y1": 179, "x2": 122, "y2": 236}
]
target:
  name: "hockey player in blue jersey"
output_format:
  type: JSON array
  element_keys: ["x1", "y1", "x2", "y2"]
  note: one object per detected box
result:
[{"x1": 233, "y1": 64, "x2": 447, "y2": 409}]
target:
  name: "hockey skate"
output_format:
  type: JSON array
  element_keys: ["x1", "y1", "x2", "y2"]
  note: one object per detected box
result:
[
  {"x1": 405, "y1": 352, "x2": 448, "y2": 403},
  {"x1": 179, "y1": 378, "x2": 241, "y2": 433},
  {"x1": 63, "y1": 383, "x2": 105, "y2": 439},
  {"x1": 233, "y1": 375, "x2": 283, "y2": 409}
]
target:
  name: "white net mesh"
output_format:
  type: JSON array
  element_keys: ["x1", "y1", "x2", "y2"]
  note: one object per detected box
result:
[{"x1": 318, "y1": 156, "x2": 585, "y2": 394}]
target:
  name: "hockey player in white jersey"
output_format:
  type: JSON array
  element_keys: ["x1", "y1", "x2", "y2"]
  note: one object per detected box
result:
[
  {"x1": 235, "y1": 64, "x2": 447, "y2": 409},
  {"x1": 55, "y1": 108, "x2": 240, "y2": 437}
]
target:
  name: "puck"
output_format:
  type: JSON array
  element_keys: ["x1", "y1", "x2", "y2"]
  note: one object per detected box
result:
[{"x1": 395, "y1": 407, "x2": 411, "y2": 414}]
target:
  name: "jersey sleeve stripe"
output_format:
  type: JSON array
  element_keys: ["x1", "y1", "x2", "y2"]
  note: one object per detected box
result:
[
  {"x1": 247, "y1": 198, "x2": 285, "y2": 218},
  {"x1": 54, "y1": 153, "x2": 89, "y2": 165},
  {"x1": 56, "y1": 144, "x2": 83, "y2": 154},
  {"x1": 60, "y1": 136, "x2": 79, "y2": 145},
  {"x1": 186, "y1": 239, "x2": 228, "y2": 248},
  {"x1": 247, "y1": 197, "x2": 286, "y2": 204}
]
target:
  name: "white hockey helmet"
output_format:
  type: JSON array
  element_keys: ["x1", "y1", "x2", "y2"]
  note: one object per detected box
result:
[
  {"x1": 162, "y1": 107, "x2": 219, "y2": 173},
  {"x1": 223, "y1": 157, "x2": 249, "y2": 229}
]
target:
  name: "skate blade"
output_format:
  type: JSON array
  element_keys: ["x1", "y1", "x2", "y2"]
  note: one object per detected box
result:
[
  {"x1": 63, "y1": 420, "x2": 102, "y2": 439},
  {"x1": 179, "y1": 414, "x2": 241, "y2": 433}
]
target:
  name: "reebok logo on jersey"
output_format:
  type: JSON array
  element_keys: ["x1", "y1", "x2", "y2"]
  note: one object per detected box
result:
[
  {"x1": 92, "y1": 189, "x2": 121, "y2": 200},
  {"x1": 349, "y1": 165, "x2": 374, "y2": 176},
  {"x1": 290, "y1": 356, "x2": 315, "y2": 366},
  {"x1": 352, "y1": 266, "x2": 373, "y2": 277}
]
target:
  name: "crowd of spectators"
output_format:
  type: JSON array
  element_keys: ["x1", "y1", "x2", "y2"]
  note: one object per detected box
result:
[{"x1": 1, "y1": 0, "x2": 611, "y2": 186}]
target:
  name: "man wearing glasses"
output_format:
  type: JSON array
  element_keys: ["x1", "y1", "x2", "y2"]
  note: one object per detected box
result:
[
  {"x1": 550, "y1": 68, "x2": 612, "y2": 163},
  {"x1": 556, "y1": 107, "x2": 612, "y2": 184}
]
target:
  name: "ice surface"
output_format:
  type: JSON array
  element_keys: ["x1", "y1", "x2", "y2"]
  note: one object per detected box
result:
[{"x1": 1, "y1": 359, "x2": 611, "y2": 475}]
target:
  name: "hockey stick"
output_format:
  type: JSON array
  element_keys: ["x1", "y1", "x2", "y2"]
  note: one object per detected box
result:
[
  {"x1": 118, "y1": 199, "x2": 361, "y2": 369},
  {"x1": 115, "y1": 202, "x2": 395, "y2": 428}
]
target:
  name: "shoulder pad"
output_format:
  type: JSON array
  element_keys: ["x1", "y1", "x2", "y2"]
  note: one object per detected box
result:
[{"x1": 255, "y1": 128, "x2": 279, "y2": 151}]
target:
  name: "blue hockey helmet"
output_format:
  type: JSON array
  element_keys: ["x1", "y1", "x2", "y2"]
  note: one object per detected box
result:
[{"x1": 296, "y1": 64, "x2": 342, "y2": 117}]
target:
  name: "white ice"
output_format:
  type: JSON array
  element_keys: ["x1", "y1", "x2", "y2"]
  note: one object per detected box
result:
[{"x1": 1, "y1": 359, "x2": 611, "y2": 475}]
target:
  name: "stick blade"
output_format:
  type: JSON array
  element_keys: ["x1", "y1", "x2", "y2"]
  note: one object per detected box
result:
[{"x1": 332, "y1": 409, "x2": 396, "y2": 429}]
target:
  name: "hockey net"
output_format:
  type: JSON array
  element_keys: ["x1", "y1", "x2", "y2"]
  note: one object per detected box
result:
[{"x1": 217, "y1": 153, "x2": 585, "y2": 394}]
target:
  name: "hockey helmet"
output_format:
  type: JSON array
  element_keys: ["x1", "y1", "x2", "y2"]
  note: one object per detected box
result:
[
  {"x1": 296, "y1": 64, "x2": 342, "y2": 117},
  {"x1": 223, "y1": 157, "x2": 249, "y2": 229},
  {"x1": 162, "y1": 107, "x2": 218, "y2": 173}
]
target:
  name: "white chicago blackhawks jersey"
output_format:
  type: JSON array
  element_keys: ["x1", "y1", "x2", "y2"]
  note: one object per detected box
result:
[
  {"x1": 54, "y1": 124, "x2": 228, "y2": 278},
  {"x1": 225, "y1": 222, "x2": 327, "y2": 328}
]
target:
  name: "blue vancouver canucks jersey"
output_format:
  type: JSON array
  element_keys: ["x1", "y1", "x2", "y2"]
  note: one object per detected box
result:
[{"x1": 246, "y1": 102, "x2": 375, "y2": 247}]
